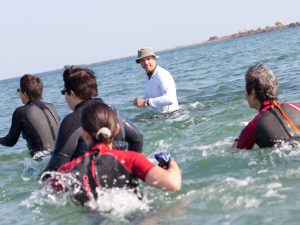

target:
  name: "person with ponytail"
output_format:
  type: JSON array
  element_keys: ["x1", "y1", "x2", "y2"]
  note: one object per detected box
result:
[
  {"x1": 233, "y1": 63, "x2": 300, "y2": 149},
  {"x1": 51, "y1": 102, "x2": 181, "y2": 205}
]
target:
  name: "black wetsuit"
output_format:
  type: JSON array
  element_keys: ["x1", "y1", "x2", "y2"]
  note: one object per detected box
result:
[
  {"x1": 42, "y1": 98, "x2": 144, "y2": 173},
  {"x1": 0, "y1": 100, "x2": 60, "y2": 158}
]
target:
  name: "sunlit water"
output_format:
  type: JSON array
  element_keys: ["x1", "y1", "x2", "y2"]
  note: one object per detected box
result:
[{"x1": 0, "y1": 27, "x2": 300, "y2": 225}]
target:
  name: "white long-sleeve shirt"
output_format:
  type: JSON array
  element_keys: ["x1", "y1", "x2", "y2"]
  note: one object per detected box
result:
[{"x1": 144, "y1": 66, "x2": 179, "y2": 113}]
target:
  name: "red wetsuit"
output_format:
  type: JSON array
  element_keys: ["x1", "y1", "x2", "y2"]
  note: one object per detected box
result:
[
  {"x1": 237, "y1": 101, "x2": 300, "y2": 149},
  {"x1": 58, "y1": 143, "x2": 155, "y2": 205}
]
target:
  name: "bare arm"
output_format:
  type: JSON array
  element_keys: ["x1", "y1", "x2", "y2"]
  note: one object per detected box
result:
[{"x1": 144, "y1": 160, "x2": 181, "y2": 192}]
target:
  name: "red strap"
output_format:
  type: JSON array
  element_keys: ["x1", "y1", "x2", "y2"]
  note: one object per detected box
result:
[{"x1": 91, "y1": 159, "x2": 101, "y2": 187}]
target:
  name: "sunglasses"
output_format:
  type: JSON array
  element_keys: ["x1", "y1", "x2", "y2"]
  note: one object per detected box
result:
[
  {"x1": 61, "y1": 89, "x2": 67, "y2": 95},
  {"x1": 17, "y1": 88, "x2": 21, "y2": 92}
]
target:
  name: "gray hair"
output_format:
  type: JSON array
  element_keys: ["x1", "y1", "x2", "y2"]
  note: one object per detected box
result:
[{"x1": 245, "y1": 63, "x2": 278, "y2": 103}]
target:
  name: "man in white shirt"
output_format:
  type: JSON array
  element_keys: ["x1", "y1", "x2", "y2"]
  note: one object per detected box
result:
[{"x1": 133, "y1": 47, "x2": 179, "y2": 113}]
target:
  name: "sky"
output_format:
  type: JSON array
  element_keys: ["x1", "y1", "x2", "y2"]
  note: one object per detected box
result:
[{"x1": 0, "y1": 0, "x2": 299, "y2": 80}]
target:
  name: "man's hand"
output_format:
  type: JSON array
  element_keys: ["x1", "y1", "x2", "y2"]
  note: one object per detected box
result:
[{"x1": 133, "y1": 98, "x2": 146, "y2": 107}]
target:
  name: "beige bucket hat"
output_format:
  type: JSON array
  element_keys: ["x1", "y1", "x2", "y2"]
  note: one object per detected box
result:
[{"x1": 136, "y1": 47, "x2": 159, "y2": 63}]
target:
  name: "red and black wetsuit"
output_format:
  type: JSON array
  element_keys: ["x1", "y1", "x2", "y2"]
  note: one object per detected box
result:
[
  {"x1": 0, "y1": 100, "x2": 60, "y2": 157},
  {"x1": 42, "y1": 98, "x2": 144, "y2": 173},
  {"x1": 58, "y1": 143, "x2": 155, "y2": 205},
  {"x1": 237, "y1": 101, "x2": 300, "y2": 149}
]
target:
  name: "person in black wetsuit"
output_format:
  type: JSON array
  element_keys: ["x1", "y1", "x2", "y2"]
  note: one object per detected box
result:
[
  {"x1": 232, "y1": 63, "x2": 300, "y2": 149},
  {"x1": 42, "y1": 66, "x2": 144, "y2": 173},
  {"x1": 0, "y1": 74, "x2": 60, "y2": 159}
]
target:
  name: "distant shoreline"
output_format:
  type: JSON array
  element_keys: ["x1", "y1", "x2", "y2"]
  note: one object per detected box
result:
[{"x1": 174, "y1": 21, "x2": 300, "y2": 49}]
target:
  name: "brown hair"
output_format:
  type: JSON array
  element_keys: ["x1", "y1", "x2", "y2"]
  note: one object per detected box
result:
[
  {"x1": 20, "y1": 74, "x2": 43, "y2": 101},
  {"x1": 63, "y1": 66, "x2": 96, "y2": 83},
  {"x1": 64, "y1": 70, "x2": 98, "y2": 100},
  {"x1": 81, "y1": 102, "x2": 117, "y2": 145},
  {"x1": 245, "y1": 63, "x2": 278, "y2": 103}
]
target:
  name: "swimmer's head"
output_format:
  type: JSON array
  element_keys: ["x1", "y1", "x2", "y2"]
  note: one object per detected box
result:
[
  {"x1": 63, "y1": 69, "x2": 98, "y2": 100},
  {"x1": 81, "y1": 102, "x2": 118, "y2": 146},
  {"x1": 245, "y1": 63, "x2": 278, "y2": 103},
  {"x1": 19, "y1": 74, "x2": 43, "y2": 101}
]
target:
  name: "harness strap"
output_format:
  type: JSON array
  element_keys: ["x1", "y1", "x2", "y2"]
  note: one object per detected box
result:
[
  {"x1": 271, "y1": 101, "x2": 300, "y2": 137},
  {"x1": 91, "y1": 158, "x2": 101, "y2": 187}
]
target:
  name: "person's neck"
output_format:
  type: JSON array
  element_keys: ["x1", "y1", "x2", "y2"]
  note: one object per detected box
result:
[
  {"x1": 93, "y1": 142, "x2": 113, "y2": 149},
  {"x1": 253, "y1": 100, "x2": 261, "y2": 111},
  {"x1": 147, "y1": 65, "x2": 157, "y2": 79},
  {"x1": 73, "y1": 98, "x2": 84, "y2": 110}
]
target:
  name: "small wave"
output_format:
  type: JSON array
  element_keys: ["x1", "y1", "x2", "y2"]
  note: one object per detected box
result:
[
  {"x1": 20, "y1": 172, "x2": 77, "y2": 208},
  {"x1": 22, "y1": 171, "x2": 151, "y2": 220},
  {"x1": 89, "y1": 188, "x2": 150, "y2": 218},
  {"x1": 224, "y1": 176, "x2": 255, "y2": 187},
  {"x1": 263, "y1": 182, "x2": 286, "y2": 200}
]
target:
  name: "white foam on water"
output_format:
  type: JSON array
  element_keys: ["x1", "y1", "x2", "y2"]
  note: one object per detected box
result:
[
  {"x1": 87, "y1": 188, "x2": 150, "y2": 218},
  {"x1": 257, "y1": 169, "x2": 268, "y2": 174},
  {"x1": 21, "y1": 157, "x2": 41, "y2": 181},
  {"x1": 263, "y1": 182, "x2": 286, "y2": 199},
  {"x1": 20, "y1": 172, "x2": 79, "y2": 208},
  {"x1": 248, "y1": 161, "x2": 257, "y2": 166},
  {"x1": 180, "y1": 101, "x2": 205, "y2": 110},
  {"x1": 197, "y1": 138, "x2": 232, "y2": 157},
  {"x1": 241, "y1": 121, "x2": 249, "y2": 126},
  {"x1": 156, "y1": 140, "x2": 172, "y2": 151},
  {"x1": 235, "y1": 196, "x2": 261, "y2": 208},
  {"x1": 224, "y1": 176, "x2": 255, "y2": 187},
  {"x1": 21, "y1": 171, "x2": 151, "y2": 220}
]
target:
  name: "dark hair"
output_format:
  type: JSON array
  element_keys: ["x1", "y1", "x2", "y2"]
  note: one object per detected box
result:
[
  {"x1": 20, "y1": 74, "x2": 43, "y2": 101},
  {"x1": 64, "y1": 70, "x2": 98, "y2": 100},
  {"x1": 81, "y1": 102, "x2": 117, "y2": 145},
  {"x1": 245, "y1": 63, "x2": 278, "y2": 103},
  {"x1": 63, "y1": 65, "x2": 96, "y2": 83}
]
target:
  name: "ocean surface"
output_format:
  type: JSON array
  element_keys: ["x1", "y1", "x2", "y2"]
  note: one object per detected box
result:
[{"x1": 1, "y1": 27, "x2": 300, "y2": 225}]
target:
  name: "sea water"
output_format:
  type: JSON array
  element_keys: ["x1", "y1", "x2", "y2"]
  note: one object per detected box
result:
[{"x1": 0, "y1": 27, "x2": 300, "y2": 225}]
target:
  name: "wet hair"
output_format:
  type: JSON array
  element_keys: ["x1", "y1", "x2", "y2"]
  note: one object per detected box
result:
[
  {"x1": 63, "y1": 69, "x2": 98, "y2": 100},
  {"x1": 245, "y1": 63, "x2": 278, "y2": 103},
  {"x1": 20, "y1": 74, "x2": 43, "y2": 101},
  {"x1": 81, "y1": 102, "x2": 117, "y2": 145}
]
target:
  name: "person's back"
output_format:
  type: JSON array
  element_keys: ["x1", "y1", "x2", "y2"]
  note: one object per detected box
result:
[
  {"x1": 256, "y1": 102, "x2": 300, "y2": 147},
  {"x1": 0, "y1": 74, "x2": 60, "y2": 159},
  {"x1": 57, "y1": 143, "x2": 147, "y2": 205}
]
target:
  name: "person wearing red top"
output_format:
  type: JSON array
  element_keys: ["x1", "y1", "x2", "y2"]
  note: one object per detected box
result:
[
  {"x1": 233, "y1": 63, "x2": 300, "y2": 149},
  {"x1": 47, "y1": 102, "x2": 181, "y2": 205}
]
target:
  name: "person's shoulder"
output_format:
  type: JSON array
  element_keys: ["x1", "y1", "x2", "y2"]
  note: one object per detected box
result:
[
  {"x1": 91, "y1": 97, "x2": 104, "y2": 104},
  {"x1": 60, "y1": 111, "x2": 80, "y2": 127},
  {"x1": 13, "y1": 104, "x2": 28, "y2": 116},
  {"x1": 156, "y1": 66, "x2": 173, "y2": 77},
  {"x1": 156, "y1": 66, "x2": 168, "y2": 73},
  {"x1": 44, "y1": 101, "x2": 56, "y2": 108},
  {"x1": 83, "y1": 98, "x2": 105, "y2": 108}
]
